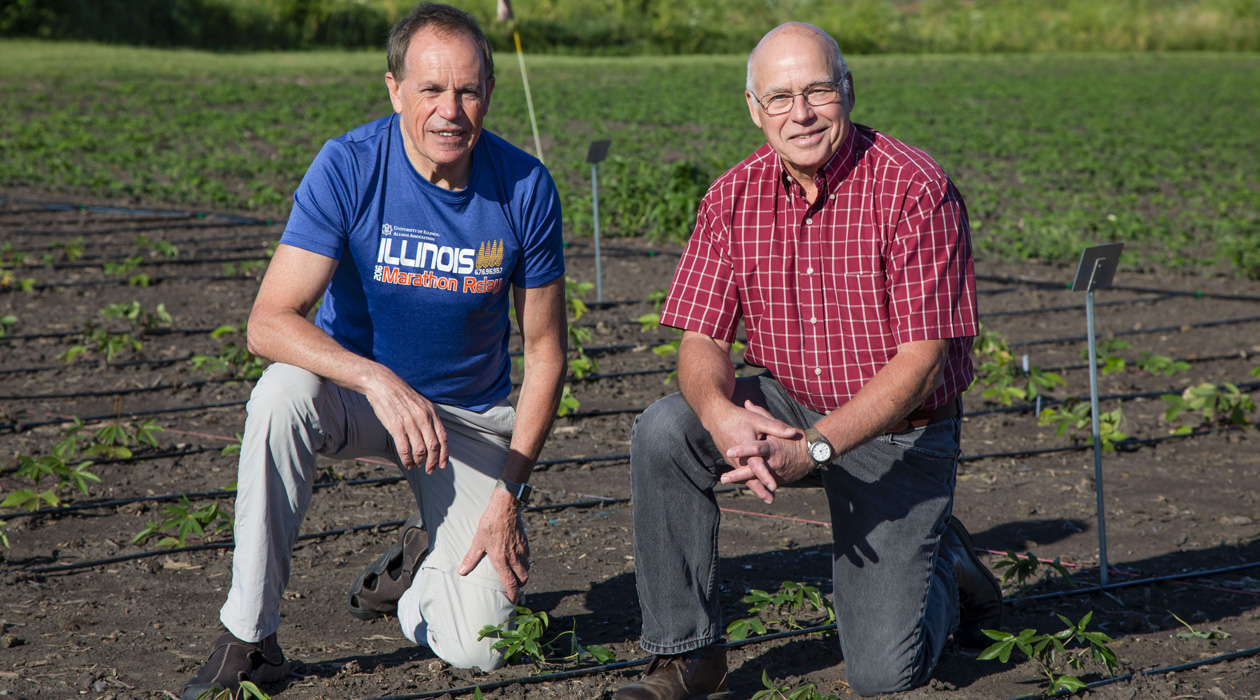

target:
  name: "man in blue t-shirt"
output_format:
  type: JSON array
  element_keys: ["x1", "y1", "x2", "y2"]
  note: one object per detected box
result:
[{"x1": 181, "y1": 5, "x2": 567, "y2": 697}]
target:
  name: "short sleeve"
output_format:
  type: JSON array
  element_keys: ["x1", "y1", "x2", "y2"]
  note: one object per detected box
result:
[
  {"x1": 886, "y1": 174, "x2": 978, "y2": 345},
  {"x1": 512, "y1": 166, "x2": 565, "y2": 288},
  {"x1": 658, "y1": 196, "x2": 742, "y2": 342},
  {"x1": 279, "y1": 140, "x2": 357, "y2": 260}
]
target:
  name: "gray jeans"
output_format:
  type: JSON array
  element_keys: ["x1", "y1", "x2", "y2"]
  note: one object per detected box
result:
[{"x1": 629, "y1": 374, "x2": 961, "y2": 696}]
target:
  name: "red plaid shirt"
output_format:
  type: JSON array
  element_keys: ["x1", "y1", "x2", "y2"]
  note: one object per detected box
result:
[{"x1": 660, "y1": 124, "x2": 977, "y2": 414}]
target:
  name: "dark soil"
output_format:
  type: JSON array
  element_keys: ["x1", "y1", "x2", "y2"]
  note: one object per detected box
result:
[{"x1": 2, "y1": 192, "x2": 1260, "y2": 700}]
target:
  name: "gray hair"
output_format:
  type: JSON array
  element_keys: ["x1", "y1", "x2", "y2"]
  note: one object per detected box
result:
[
  {"x1": 746, "y1": 27, "x2": 853, "y2": 111},
  {"x1": 387, "y1": 2, "x2": 494, "y2": 83}
]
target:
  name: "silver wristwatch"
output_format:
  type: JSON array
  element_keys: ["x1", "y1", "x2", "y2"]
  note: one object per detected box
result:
[
  {"x1": 495, "y1": 477, "x2": 533, "y2": 505},
  {"x1": 804, "y1": 427, "x2": 835, "y2": 468}
]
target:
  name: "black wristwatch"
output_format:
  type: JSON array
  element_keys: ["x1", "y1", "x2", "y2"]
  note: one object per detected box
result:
[
  {"x1": 495, "y1": 477, "x2": 533, "y2": 505},
  {"x1": 804, "y1": 427, "x2": 835, "y2": 468}
]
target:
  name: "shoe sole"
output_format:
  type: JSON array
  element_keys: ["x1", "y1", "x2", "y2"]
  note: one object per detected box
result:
[
  {"x1": 948, "y1": 516, "x2": 1004, "y2": 644},
  {"x1": 347, "y1": 512, "x2": 425, "y2": 621}
]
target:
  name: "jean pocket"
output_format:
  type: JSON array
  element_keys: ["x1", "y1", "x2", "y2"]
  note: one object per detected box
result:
[{"x1": 880, "y1": 417, "x2": 960, "y2": 460}]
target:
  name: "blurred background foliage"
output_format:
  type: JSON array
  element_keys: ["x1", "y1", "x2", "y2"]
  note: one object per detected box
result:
[{"x1": 2, "y1": 0, "x2": 1259, "y2": 54}]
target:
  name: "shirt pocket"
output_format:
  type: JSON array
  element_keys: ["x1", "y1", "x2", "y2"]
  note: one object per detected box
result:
[{"x1": 822, "y1": 261, "x2": 891, "y2": 368}]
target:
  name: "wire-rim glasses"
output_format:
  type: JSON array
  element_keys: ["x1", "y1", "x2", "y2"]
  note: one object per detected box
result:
[{"x1": 754, "y1": 82, "x2": 843, "y2": 116}]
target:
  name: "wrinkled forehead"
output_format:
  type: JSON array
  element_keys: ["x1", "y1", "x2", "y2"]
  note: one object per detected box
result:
[
  {"x1": 750, "y1": 37, "x2": 836, "y2": 93},
  {"x1": 404, "y1": 28, "x2": 487, "y2": 81}
]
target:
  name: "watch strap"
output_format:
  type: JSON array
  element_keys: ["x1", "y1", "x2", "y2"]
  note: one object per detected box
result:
[
  {"x1": 804, "y1": 426, "x2": 833, "y2": 467},
  {"x1": 495, "y1": 477, "x2": 533, "y2": 504}
]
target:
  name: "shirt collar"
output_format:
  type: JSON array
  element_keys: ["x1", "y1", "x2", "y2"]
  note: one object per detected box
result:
[{"x1": 777, "y1": 125, "x2": 858, "y2": 201}]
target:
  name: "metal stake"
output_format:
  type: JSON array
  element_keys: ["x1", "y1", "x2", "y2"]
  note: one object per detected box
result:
[
  {"x1": 585, "y1": 140, "x2": 611, "y2": 304},
  {"x1": 1071, "y1": 242, "x2": 1124, "y2": 587},
  {"x1": 1085, "y1": 283, "x2": 1109, "y2": 585}
]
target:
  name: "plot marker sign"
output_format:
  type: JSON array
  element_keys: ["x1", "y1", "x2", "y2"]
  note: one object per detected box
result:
[
  {"x1": 1072, "y1": 241, "x2": 1124, "y2": 586},
  {"x1": 587, "y1": 140, "x2": 611, "y2": 303}
]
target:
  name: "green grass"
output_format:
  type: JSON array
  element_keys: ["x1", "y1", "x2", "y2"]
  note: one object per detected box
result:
[{"x1": 1, "y1": 40, "x2": 1258, "y2": 276}]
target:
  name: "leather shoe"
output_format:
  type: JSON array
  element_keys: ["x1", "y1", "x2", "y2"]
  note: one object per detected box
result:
[
  {"x1": 944, "y1": 516, "x2": 1003, "y2": 648},
  {"x1": 614, "y1": 644, "x2": 731, "y2": 700}
]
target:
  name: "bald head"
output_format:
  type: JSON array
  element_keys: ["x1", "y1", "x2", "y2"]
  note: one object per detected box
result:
[{"x1": 746, "y1": 23, "x2": 853, "y2": 110}]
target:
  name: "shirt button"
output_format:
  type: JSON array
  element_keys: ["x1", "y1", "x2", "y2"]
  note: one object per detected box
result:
[
  {"x1": 810, "y1": 316, "x2": 817, "y2": 324},
  {"x1": 805, "y1": 217, "x2": 813, "y2": 225},
  {"x1": 806, "y1": 266, "x2": 814, "y2": 274},
  {"x1": 814, "y1": 368, "x2": 822, "y2": 375},
  {"x1": 829, "y1": 194, "x2": 836, "y2": 200}
]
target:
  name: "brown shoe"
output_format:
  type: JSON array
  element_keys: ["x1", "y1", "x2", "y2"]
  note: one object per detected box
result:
[
  {"x1": 347, "y1": 512, "x2": 427, "y2": 620},
  {"x1": 180, "y1": 630, "x2": 289, "y2": 700},
  {"x1": 614, "y1": 644, "x2": 731, "y2": 700},
  {"x1": 944, "y1": 516, "x2": 1003, "y2": 648}
]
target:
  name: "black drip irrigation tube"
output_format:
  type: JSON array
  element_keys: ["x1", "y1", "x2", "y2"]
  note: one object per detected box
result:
[
  {"x1": 6, "y1": 219, "x2": 275, "y2": 242},
  {"x1": 976, "y1": 273, "x2": 1260, "y2": 304},
  {"x1": 0, "y1": 399, "x2": 248, "y2": 434},
  {"x1": 1011, "y1": 311, "x2": 1260, "y2": 348},
  {"x1": 0, "y1": 198, "x2": 285, "y2": 227},
  {"x1": 0, "y1": 326, "x2": 220, "y2": 343},
  {"x1": 0, "y1": 352, "x2": 193, "y2": 377},
  {"x1": 35, "y1": 254, "x2": 270, "y2": 270},
  {"x1": 1000, "y1": 645, "x2": 1260, "y2": 700},
  {"x1": 18, "y1": 272, "x2": 261, "y2": 292},
  {"x1": 978, "y1": 294, "x2": 1177, "y2": 319}
]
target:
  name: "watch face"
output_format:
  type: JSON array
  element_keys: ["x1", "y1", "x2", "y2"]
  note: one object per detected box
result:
[{"x1": 810, "y1": 441, "x2": 831, "y2": 463}]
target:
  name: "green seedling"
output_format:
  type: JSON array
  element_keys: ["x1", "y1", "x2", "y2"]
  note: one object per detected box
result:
[
  {"x1": 752, "y1": 671, "x2": 834, "y2": 700},
  {"x1": 132, "y1": 496, "x2": 233, "y2": 549},
  {"x1": 568, "y1": 352, "x2": 599, "y2": 379},
  {"x1": 132, "y1": 418, "x2": 164, "y2": 447},
  {"x1": 50, "y1": 237, "x2": 85, "y2": 262},
  {"x1": 60, "y1": 320, "x2": 143, "y2": 363},
  {"x1": 564, "y1": 277, "x2": 593, "y2": 320},
  {"x1": 193, "y1": 679, "x2": 270, "y2": 699},
  {"x1": 637, "y1": 312, "x2": 661, "y2": 331},
  {"x1": 476, "y1": 606, "x2": 614, "y2": 668},
  {"x1": 556, "y1": 385, "x2": 580, "y2": 417},
  {"x1": 0, "y1": 314, "x2": 16, "y2": 337},
  {"x1": 135, "y1": 234, "x2": 179, "y2": 258},
  {"x1": 222, "y1": 433, "x2": 244, "y2": 456},
  {"x1": 992, "y1": 550, "x2": 1075, "y2": 594},
  {"x1": 101, "y1": 300, "x2": 171, "y2": 333},
  {"x1": 1171, "y1": 612, "x2": 1229, "y2": 640},
  {"x1": 0, "y1": 269, "x2": 37, "y2": 291},
  {"x1": 726, "y1": 581, "x2": 835, "y2": 641},
  {"x1": 1038, "y1": 399, "x2": 1128, "y2": 450},
  {"x1": 0, "y1": 520, "x2": 9, "y2": 549},
  {"x1": 1136, "y1": 352, "x2": 1190, "y2": 377},
  {"x1": 1161, "y1": 382, "x2": 1255, "y2": 433},
  {"x1": 647, "y1": 288, "x2": 668, "y2": 311},
  {"x1": 1079, "y1": 338, "x2": 1129, "y2": 375},
  {"x1": 103, "y1": 254, "x2": 144, "y2": 278},
  {"x1": 88, "y1": 422, "x2": 134, "y2": 459},
  {"x1": 1251, "y1": 365, "x2": 1260, "y2": 378},
  {"x1": 980, "y1": 610, "x2": 1119, "y2": 695},
  {"x1": 191, "y1": 323, "x2": 265, "y2": 379},
  {"x1": 1, "y1": 487, "x2": 59, "y2": 511},
  {"x1": 223, "y1": 259, "x2": 267, "y2": 276}
]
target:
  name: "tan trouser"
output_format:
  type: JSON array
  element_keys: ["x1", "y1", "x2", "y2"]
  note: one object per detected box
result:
[{"x1": 219, "y1": 363, "x2": 517, "y2": 671}]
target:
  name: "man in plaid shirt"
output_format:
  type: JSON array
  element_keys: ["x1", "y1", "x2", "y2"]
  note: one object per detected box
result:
[{"x1": 615, "y1": 23, "x2": 1001, "y2": 699}]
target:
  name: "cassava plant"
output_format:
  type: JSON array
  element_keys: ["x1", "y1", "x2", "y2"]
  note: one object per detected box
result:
[
  {"x1": 476, "y1": 606, "x2": 614, "y2": 668},
  {"x1": 979, "y1": 611, "x2": 1119, "y2": 695}
]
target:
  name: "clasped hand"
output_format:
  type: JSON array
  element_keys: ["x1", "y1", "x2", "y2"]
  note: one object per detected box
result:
[{"x1": 713, "y1": 400, "x2": 815, "y2": 505}]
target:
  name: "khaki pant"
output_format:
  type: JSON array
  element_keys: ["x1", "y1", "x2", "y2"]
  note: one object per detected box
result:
[{"x1": 219, "y1": 363, "x2": 518, "y2": 671}]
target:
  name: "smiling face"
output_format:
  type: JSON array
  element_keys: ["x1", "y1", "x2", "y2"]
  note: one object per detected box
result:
[
  {"x1": 386, "y1": 27, "x2": 494, "y2": 190},
  {"x1": 745, "y1": 25, "x2": 851, "y2": 191}
]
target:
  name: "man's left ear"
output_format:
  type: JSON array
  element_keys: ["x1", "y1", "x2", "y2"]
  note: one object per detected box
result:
[{"x1": 844, "y1": 73, "x2": 856, "y2": 112}]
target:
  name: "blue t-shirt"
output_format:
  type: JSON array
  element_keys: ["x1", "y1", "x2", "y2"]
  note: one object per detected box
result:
[{"x1": 280, "y1": 114, "x2": 564, "y2": 412}]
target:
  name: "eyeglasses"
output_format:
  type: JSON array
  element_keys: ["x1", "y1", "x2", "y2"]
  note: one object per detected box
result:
[{"x1": 754, "y1": 83, "x2": 843, "y2": 116}]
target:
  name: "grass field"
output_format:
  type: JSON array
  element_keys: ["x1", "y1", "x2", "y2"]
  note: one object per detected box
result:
[{"x1": 1, "y1": 40, "x2": 1258, "y2": 276}]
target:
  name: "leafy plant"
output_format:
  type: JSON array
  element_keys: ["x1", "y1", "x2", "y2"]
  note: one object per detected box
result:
[
  {"x1": 1161, "y1": 382, "x2": 1255, "y2": 433},
  {"x1": 647, "y1": 287, "x2": 669, "y2": 311},
  {"x1": 971, "y1": 324, "x2": 1065, "y2": 405},
  {"x1": 103, "y1": 254, "x2": 144, "y2": 278},
  {"x1": 476, "y1": 606, "x2": 614, "y2": 668},
  {"x1": 191, "y1": 323, "x2": 265, "y2": 379},
  {"x1": 223, "y1": 259, "x2": 267, "y2": 276},
  {"x1": 60, "y1": 321, "x2": 143, "y2": 363},
  {"x1": 221, "y1": 433, "x2": 244, "y2": 456},
  {"x1": 637, "y1": 312, "x2": 661, "y2": 331},
  {"x1": 564, "y1": 277, "x2": 593, "y2": 320},
  {"x1": 1038, "y1": 399, "x2": 1128, "y2": 450},
  {"x1": 135, "y1": 234, "x2": 179, "y2": 258},
  {"x1": 0, "y1": 520, "x2": 8, "y2": 549},
  {"x1": 992, "y1": 550, "x2": 1074, "y2": 594},
  {"x1": 752, "y1": 671, "x2": 833, "y2": 700},
  {"x1": 1171, "y1": 612, "x2": 1229, "y2": 640},
  {"x1": 1079, "y1": 339, "x2": 1129, "y2": 375},
  {"x1": 0, "y1": 314, "x2": 16, "y2": 337},
  {"x1": 726, "y1": 581, "x2": 835, "y2": 641},
  {"x1": 556, "y1": 385, "x2": 580, "y2": 417},
  {"x1": 100, "y1": 300, "x2": 171, "y2": 333},
  {"x1": 192, "y1": 679, "x2": 270, "y2": 700},
  {"x1": 131, "y1": 496, "x2": 233, "y2": 548},
  {"x1": 1135, "y1": 352, "x2": 1190, "y2": 377},
  {"x1": 979, "y1": 611, "x2": 1119, "y2": 695},
  {"x1": 2, "y1": 430, "x2": 99, "y2": 510},
  {"x1": 0, "y1": 269, "x2": 37, "y2": 292},
  {"x1": 50, "y1": 236, "x2": 85, "y2": 262}
]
